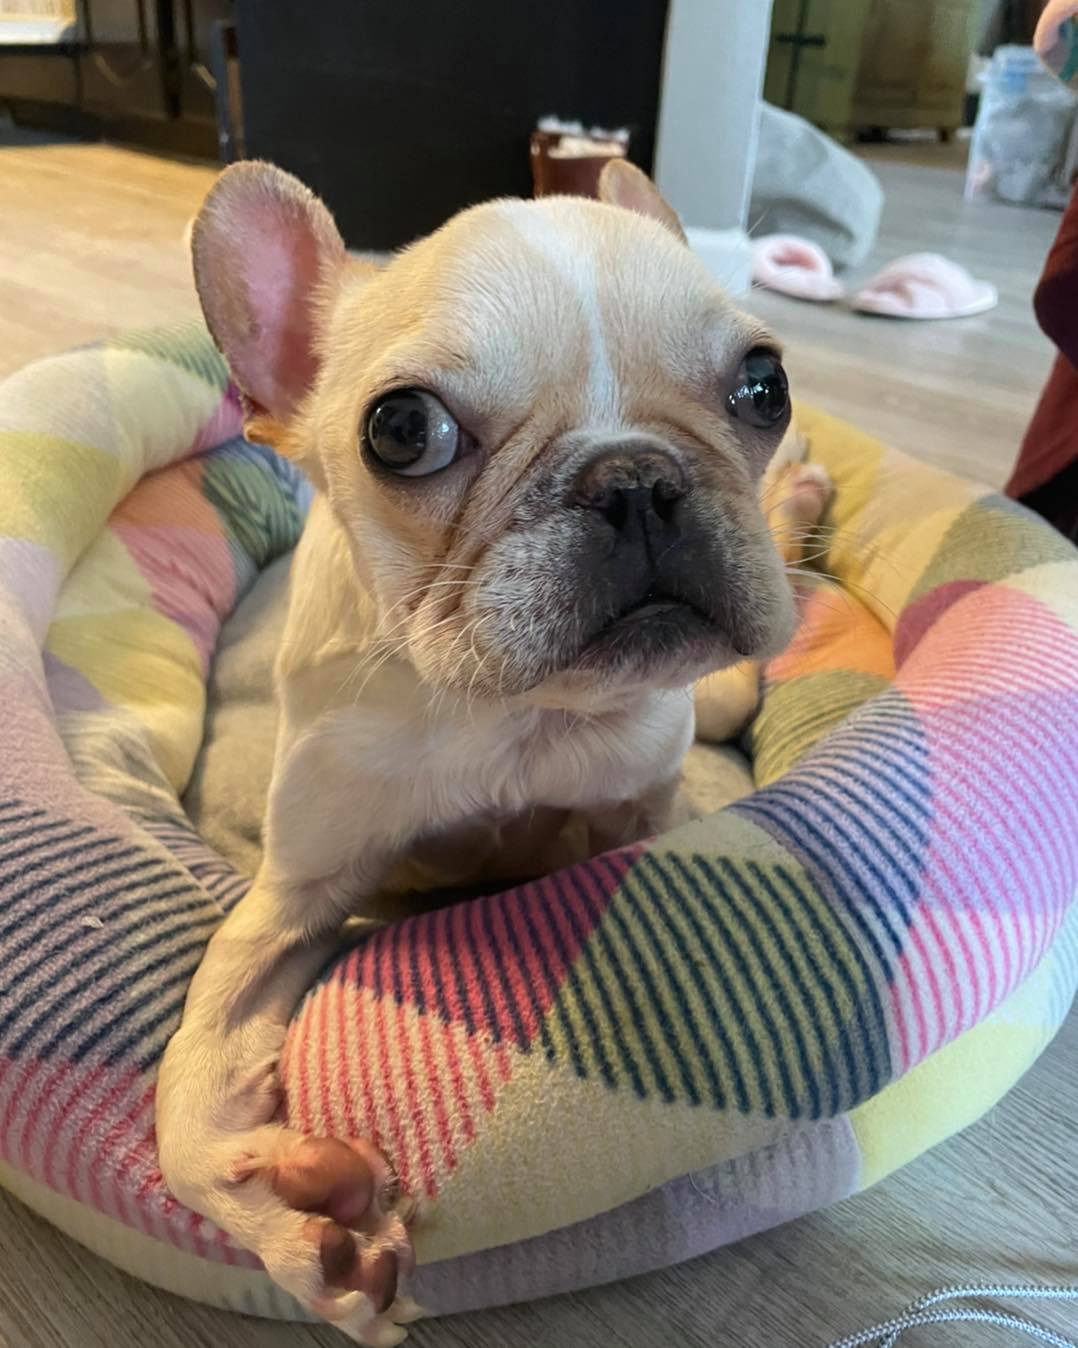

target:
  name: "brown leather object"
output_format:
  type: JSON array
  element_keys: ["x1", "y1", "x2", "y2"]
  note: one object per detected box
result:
[{"x1": 530, "y1": 128, "x2": 628, "y2": 200}]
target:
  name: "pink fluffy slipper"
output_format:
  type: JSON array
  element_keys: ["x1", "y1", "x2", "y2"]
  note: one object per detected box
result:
[
  {"x1": 750, "y1": 234, "x2": 845, "y2": 302},
  {"x1": 851, "y1": 252, "x2": 998, "y2": 320}
]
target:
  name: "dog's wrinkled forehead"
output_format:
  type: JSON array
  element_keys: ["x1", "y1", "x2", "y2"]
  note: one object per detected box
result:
[{"x1": 361, "y1": 196, "x2": 759, "y2": 432}]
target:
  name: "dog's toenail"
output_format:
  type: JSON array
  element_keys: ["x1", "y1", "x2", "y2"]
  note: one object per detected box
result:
[
  {"x1": 228, "y1": 1154, "x2": 258, "y2": 1185},
  {"x1": 393, "y1": 1192, "x2": 418, "y2": 1223},
  {"x1": 381, "y1": 1173, "x2": 401, "y2": 1209}
]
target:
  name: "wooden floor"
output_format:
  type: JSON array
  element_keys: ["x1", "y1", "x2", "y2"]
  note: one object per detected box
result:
[
  {"x1": 0, "y1": 127, "x2": 1061, "y2": 486},
  {"x1": 0, "y1": 124, "x2": 208, "y2": 371},
  {"x1": 2, "y1": 129, "x2": 1076, "y2": 1348},
  {"x1": 746, "y1": 142, "x2": 1060, "y2": 487}
]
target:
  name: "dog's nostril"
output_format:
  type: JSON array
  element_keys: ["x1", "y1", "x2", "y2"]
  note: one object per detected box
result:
[
  {"x1": 651, "y1": 477, "x2": 681, "y2": 522},
  {"x1": 592, "y1": 485, "x2": 630, "y2": 531}
]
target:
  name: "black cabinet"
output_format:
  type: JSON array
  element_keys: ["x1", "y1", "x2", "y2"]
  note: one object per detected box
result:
[{"x1": 235, "y1": 0, "x2": 671, "y2": 250}]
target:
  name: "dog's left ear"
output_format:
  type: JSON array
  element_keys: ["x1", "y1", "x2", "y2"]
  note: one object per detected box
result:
[{"x1": 597, "y1": 160, "x2": 687, "y2": 244}]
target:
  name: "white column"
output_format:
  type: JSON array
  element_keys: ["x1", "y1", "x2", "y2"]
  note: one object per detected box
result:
[{"x1": 653, "y1": 0, "x2": 773, "y2": 294}]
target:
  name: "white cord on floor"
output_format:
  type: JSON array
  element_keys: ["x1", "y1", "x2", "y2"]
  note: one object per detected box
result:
[{"x1": 825, "y1": 1284, "x2": 1078, "y2": 1348}]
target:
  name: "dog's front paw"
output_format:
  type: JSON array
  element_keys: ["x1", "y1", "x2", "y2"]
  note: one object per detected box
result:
[
  {"x1": 783, "y1": 461, "x2": 833, "y2": 527},
  {"x1": 162, "y1": 1125, "x2": 419, "y2": 1345},
  {"x1": 767, "y1": 461, "x2": 834, "y2": 549}
]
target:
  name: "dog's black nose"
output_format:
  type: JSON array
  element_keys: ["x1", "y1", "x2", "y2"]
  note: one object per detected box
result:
[{"x1": 573, "y1": 444, "x2": 687, "y2": 536}]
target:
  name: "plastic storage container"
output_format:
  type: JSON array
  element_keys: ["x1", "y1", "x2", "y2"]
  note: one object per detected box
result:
[{"x1": 966, "y1": 45, "x2": 1078, "y2": 208}]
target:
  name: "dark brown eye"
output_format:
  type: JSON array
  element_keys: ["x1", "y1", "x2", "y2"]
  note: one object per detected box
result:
[
  {"x1": 726, "y1": 349, "x2": 789, "y2": 428},
  {"x1": 366, "y1": 389, "x2": 461, "y2": 476}
]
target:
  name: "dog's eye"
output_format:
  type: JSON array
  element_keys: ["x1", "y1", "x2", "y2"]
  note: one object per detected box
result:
[
  {"x1": 366, "y1": 389, "x2": 461, "y2": 476},
  {"x1": 726, "y1": 349, "x2": 789, "y2": 428}
]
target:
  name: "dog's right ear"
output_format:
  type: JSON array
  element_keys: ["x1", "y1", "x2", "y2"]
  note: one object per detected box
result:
[{"x1": 191, "y1": 160, "x2": 347, "y2": 446}]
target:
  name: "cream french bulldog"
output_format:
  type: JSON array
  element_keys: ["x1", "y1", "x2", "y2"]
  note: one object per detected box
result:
[{"x1": 155, "y1": 158, "x2": 830, "y2": 1345}]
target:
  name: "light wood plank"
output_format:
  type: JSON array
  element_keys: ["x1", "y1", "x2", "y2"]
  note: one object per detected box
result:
[{"x1": 0, "y1": 129, "x2": 213, "y2": 371}]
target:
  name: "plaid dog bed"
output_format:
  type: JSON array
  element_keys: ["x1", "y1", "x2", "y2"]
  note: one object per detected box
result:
[{"x1": 0, "y1": 324, "x2": 1076, "y2": 1317}]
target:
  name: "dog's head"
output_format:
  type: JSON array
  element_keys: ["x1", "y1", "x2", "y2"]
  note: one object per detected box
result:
[{"x1": 192, "y1": 161, "x2": 797, "y2": 706}]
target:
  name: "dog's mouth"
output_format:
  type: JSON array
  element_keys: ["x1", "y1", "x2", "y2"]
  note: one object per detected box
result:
[
  {"x1": 607, "y1": 589, "x2": 712, "y2": 628},
  {"x1": 575, "y1": 587, "x2": 727, "y2": 674}
]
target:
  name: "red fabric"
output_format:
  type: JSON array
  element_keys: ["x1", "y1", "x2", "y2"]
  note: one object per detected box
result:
[
  {"x1": 1006, "y1": 185, "x2": 1078, "y2": 502},
  {"x1": 1009, "y1": 351, "x2": 1078, "y2": 500}
]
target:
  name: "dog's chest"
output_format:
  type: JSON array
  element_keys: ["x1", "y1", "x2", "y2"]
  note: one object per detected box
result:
[
  {"x1": 300, "y1": 671, "x2": 693, "y2": 895},
  {"x1": 355, "y1": 693, "x2": 686, "y2": 819},
  {"x1": 307, "y1": 685, "x2": 684, "y2": 862},
  {"x1": 384, "y1": 804, "x2": 583, "y2": 894},
  {"x1": 369, "y1": 711, "x2": 612, "y2": 894}
]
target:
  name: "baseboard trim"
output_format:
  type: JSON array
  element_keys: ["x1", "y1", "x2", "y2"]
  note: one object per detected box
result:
[{"x1": 684, "y1": 225, "x2": 752, "y2": 297}]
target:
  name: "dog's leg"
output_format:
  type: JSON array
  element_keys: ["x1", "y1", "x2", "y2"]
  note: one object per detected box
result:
[
  {"x1": 157, "y1": 731, "x2": 418, "y2": 1346},
  {"x1": 694, "y1": 459, "x2": 833, "y2": 744},
  {"x1": 576, "y1": 774, "x2": 688, "y2": 854},
  {"x1": 693, "y1": 660, "x2": 763, "y2": 744}
]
